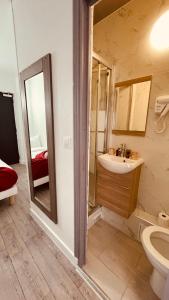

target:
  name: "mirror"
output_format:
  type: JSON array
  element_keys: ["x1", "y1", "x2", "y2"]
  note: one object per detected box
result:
[
  {"x1": 112, "y1": 76, "x2": 152, "y2": 136},
  {"x1": 21, "y1": 54, "x2": 57, "y2": 222}
]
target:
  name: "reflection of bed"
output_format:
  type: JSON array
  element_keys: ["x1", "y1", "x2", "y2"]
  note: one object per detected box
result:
[
  {"x1": 31, "y1": 150, "x2": 49, "y2": 187},
  {"x1": 31, "y1": 147, "x2": 46, "y2": 159},
  {"x1": 34, "y1": 176, "x2": 49, "y2": 187},
  {"x1": 0, "y1": 159, "x2": 18, "y2": 205}
]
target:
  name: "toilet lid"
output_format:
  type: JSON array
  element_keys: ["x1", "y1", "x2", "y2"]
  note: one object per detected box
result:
[{"x1": 141, "y1": 225, "x2": 169, "y2": 269}]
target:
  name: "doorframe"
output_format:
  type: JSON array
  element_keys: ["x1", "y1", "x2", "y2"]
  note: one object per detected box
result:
[{"x1": 73, "y1": 0, "x2": 99, "y2": 267}]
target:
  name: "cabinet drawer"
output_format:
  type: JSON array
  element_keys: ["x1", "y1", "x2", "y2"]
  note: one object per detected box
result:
[
  {"x1": 97, "y1": 162, "x2": 134, "y2": 188},
  {"x1": 96, "y1": 197, "x2": 130, "y2": 218},
  {"x1": 96, "y1": 183, "x2": 130, "y2": 210},
  {"x1": 97, "y1": 172, "x2": 131, "y2": 191}
]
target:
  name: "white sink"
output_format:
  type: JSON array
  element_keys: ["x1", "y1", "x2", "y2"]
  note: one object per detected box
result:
[{"x1": 98, "y1": 154, "x2": 144, "y2": 174}]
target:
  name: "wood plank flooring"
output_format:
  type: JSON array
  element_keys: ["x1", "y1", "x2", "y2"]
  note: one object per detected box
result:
[
  {"x1": 0, "y1": 164, "x2": 99, "y2": 300},
  {"x1": 35, "y1": 183, "x2": 50, "y2": 211}
]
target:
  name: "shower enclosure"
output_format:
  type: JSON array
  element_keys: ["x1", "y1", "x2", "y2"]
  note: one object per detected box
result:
[{"x1": 88, "y1": 53, "x2": 112, "y2": 214}]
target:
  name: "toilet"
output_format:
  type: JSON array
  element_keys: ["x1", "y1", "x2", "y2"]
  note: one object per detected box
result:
[{"x1": 141, "y1": 225, "x2": 169, "y2": 299}]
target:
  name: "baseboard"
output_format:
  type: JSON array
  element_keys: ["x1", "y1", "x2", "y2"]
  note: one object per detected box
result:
[
  {"x1": 30, "y1": 206, "x2": 77, "y2": 266},
  {"x1": 88, "y1": 207, "x2": 102, "y2": 229},
  {"x1": 101, "y1": 206, "x2": 160, "y2": 242}
]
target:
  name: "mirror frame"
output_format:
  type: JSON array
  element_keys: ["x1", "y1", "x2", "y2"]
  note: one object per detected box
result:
[
  {"x1": 112, "y1": 75, "x2": 152, "y2": 136},
  {"x1": 20, "y1": 54, "x2": 57, "y2": 223}
]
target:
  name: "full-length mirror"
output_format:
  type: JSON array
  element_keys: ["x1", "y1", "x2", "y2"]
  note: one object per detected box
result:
[
  {"x1": 112, "y1": 76, "x2": 152, "y2": 135},
  {"x1": 21, "y1": 54, "x2": 57, "y2": 222}
]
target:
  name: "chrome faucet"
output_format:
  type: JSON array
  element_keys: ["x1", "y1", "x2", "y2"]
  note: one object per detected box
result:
[{"x1": 120, "y1": 143, "x2": 126, "y2": 157}]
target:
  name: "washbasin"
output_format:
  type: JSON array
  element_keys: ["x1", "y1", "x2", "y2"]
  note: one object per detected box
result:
[{"x1": 98, "y1": 153, "x2": 144, "y2": 174}]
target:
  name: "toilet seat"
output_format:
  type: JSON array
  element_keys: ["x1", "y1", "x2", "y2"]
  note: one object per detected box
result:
[{"x1": 141, "y1": 225, "x2": 169, "y2": 274}]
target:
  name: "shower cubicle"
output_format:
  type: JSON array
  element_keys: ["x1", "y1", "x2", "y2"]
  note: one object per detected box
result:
[{"x1": 88, "y1": 52, "x2": 112, "y2": 213}]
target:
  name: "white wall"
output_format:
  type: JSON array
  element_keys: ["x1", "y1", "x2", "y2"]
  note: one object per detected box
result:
[
  {"x1": 0, "y1": 0, "x2": 25, "y2": 163},
  {"x1": 26, "y1": 73, "x2": 47, "y2": 149},
  {"x1": 12, "y1": 0, "x2": 74, "y2": 253}
]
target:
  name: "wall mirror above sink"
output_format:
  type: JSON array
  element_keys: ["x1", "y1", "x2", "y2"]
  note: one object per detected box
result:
[
  {"x1": 112, "y1": 76, "x2": 152, "y2": 136},
  {"x1": 20, "y1": 54, "x2": 57, "y2": 223}
]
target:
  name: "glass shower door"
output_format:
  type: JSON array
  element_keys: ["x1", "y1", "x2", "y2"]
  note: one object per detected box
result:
[
  {"x1": 89, "y1": 58, "x2": 99, "y2": 211},
  {"x1": 88, "y1": 58, "x2": 110, "y2": 213},
  {"x1": 97, "y1": 64, "x2": 110, "y2": 154}
]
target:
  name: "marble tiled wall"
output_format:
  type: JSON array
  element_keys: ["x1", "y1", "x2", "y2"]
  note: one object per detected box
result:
[{"x1": 93, "y1": 0, "x2": 169, "y2": 216}]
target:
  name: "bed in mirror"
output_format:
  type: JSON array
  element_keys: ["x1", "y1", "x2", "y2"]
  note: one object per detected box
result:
[
  {"x1": 20, "y1": 54, "x2": 57, "y2": 223},
  {"x1": 112, "y1": 76, "x2": 152, "y2": 136}
]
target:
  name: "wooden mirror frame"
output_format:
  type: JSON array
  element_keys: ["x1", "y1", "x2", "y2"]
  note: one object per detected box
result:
[
  {"x1": 112, "y1": 75, "x2": 152, "y2": 136},
  {"x1": 20, "y1": 54, "x2": 57, "y2": 223}
]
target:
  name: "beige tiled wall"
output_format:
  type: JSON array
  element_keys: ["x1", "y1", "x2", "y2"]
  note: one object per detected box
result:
[{"x1": 93, "y1": 0, "x2": 169, "y2": 216}]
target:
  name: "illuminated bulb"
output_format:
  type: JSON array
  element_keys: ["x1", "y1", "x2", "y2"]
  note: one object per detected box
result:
[{"x1": 150, "y1": 10, "x2": 169, "y2": 50}]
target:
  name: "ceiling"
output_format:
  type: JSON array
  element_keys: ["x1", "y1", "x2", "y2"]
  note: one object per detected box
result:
[{"x1": 94, "y1": 0, "x2": 131, "y2": 24}]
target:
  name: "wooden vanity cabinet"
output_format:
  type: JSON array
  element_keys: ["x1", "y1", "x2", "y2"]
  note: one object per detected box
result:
[{"x1": 96, "y1": 161, "x2": 142, "y2": 218}]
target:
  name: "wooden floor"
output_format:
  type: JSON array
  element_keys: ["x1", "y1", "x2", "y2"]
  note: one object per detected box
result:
[
  {"x1": 35, "y1": 182, "x2": 50, "y2": 211},
  {"x1": 0, "y1": 164, "x2": 99, "y2": 300},
  {"x1": 84, "y1": 220, "x2": 159, "y2": 300}
]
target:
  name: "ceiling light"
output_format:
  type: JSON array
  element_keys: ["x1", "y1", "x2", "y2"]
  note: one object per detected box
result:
[{"x1": 150, "y1": 10, "x2": 169, "y2": 50}]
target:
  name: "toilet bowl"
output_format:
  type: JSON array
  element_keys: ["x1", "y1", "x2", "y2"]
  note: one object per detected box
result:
[{"x1": 141, "y1": 225, "x2": 169, "y2": 299}]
